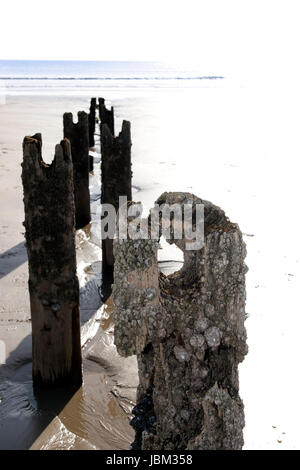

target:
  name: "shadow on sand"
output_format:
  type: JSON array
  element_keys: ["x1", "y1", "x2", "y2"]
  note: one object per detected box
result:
[
  {"x1": 0, "y1": 273, "x2": 103, "y2": 450},
  {"x1": 0, "y1": 242, "x2": 27, "y2": 280}
]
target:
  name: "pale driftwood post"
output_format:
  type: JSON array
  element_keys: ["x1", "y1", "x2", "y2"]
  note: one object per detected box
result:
[
  {"x1": 101, "y1": 121, "x2": 132, "y2": 290},
  {"x1": 22, "y1": 134, "x2": 82, "y2": 388},
  {"x1": 88, "y1": 97, "x2": 96, "y2": 148},
  {"x1": 112, "y1": 193, "x2": 248, "y2": 450},
  {"x1": 63, "y1": 111, "x2": 91, "y2": 230},
  {"x1": 99, "y1": 97, "x2": 115, "y2": 136}
]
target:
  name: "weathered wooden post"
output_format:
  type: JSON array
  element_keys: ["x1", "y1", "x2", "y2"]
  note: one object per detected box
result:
[
  {"x1": 63, "y1": 111, "x2": 91, "y2": 230},
  {"x1": 99, "y1": 97, "x2": 115, "y2": 136},
  {"x1": 22, "y1": 134, "x2": 82, "y2": 388},
  {"x1": 89, "y1": 154, "x2": 94, "y2": 172},
  {"x1": 101, "y1": 121, "x2": 132, "y2": 290},
  {"x1": 88, "y1": 97, "x2": 96, "y2": 148},
  {"x1": 113, "y1": 192, "x2": 248, "y2": 450}
]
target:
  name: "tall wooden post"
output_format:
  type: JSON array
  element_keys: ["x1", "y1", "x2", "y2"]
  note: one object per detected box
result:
[
  {"x1": 101, "y1": 120, "x2": 132, "y2": 292},
  {"x1": 63, "y1": 111, "x2": 91, "y2": 230},
  {"x1": 22, "y1": 134, "x2": 82, "y2": 388},
  {"x1": 99, "y1": 97, "x2": 115, "y2": 136},
  {"x1": 88, "y1": 97, "x2": 96, "y2": 148}
]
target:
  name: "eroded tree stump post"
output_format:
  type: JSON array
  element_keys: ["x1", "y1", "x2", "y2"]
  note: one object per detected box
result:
[
  {"x1": 22, "y1": 134, "x2": 82, "y2": 388},
  {"x1": 99, "y1": 97, "x2": 115, "y2": 136},
  {"x1": 101, "y1": 120, "x2": 132, "y2": 290},
  {"x1": 112, "y1": 192, "x2": 248, "y2": 450},
  {"x1": 63, "y1": 111, "x2": 91, "y2": 229},
  {"x1": 88, "y1": 97, "x2": 96, "y2": 148}
]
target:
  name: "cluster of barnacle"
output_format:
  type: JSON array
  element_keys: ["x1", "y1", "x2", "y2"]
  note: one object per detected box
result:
[
  {"x1": 130, "y1": 389, "x2": 157, "y2": 450},
  {"x1": 113, "y1": 238, "x2": 158, "y2": 274}
]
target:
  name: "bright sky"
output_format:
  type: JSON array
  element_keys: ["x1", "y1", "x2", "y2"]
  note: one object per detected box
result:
[{"x1": 1, "y1": 0, "x2": 300, "y2": 77}]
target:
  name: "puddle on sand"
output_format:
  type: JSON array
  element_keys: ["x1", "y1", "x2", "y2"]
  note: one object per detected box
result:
[{"x1": 34, "y1": 298, "x2": 137, "y2": 450}]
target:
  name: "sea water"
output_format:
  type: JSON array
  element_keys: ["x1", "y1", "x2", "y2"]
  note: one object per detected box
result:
[{"x1": 0, "y1": 60, "x2": 223, "y2": 96}]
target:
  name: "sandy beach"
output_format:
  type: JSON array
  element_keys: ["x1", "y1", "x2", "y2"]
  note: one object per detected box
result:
[
  {"x1": 1, "y1": 86, "x2": 300, "y2": 449},
  {"x1": 2, "y1": 0, "x2": 300, "y2": 452}
]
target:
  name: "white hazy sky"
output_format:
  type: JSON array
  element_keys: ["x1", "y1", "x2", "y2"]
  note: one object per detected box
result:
[{"x1": 1, "y1": 0, "x2": 300, "y2": 77}]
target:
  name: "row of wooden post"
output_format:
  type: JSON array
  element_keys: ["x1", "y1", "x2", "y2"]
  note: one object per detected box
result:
[
  {"x1": 22, "y1": 97, "x2": 132, "y2": 387},
  {"x1": 21, "y1": 98, "x2": 247, "y2": 450}
]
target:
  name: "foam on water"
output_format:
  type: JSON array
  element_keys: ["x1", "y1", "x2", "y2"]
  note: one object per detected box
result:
[{"x1": 0, "y1": 60, "x2": 225, "y2": 96}]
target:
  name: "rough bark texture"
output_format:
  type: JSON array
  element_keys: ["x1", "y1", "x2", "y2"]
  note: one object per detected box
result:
[
  {"x1": 88, "y1": 97, "x2": 96, "y2": 148},
  {"x1": 99, "y1": 97, "x2": 115, "y2": 136},
  {"x1": 22, "y1": 134, "x2": 82, "y2": 388},
  {"x1": 112, "y1": 192, "x2": 248, "y2": 450},
  {"x1": 63, "y1": 111, "x2": 91, "y2": 230},
  {"x1": 101, "y1": 120, "x2": 132, "y2": 289}
]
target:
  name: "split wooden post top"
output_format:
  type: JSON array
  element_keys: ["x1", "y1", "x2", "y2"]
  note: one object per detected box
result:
[{"x1": 63, "y1": 111, "x2": 91, "y2": 230}]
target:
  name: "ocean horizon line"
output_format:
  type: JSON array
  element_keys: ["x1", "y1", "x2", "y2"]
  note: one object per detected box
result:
[{"x1": 0, "y1": 76, "x2": 224, "y2": 81}]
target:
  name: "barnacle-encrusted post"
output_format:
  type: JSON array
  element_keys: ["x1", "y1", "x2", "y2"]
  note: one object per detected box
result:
[
  {"x1": 88, "y1": 97, "x2": 96, "y2": 148},
  {"x1": 101, "y1": 120, "x2": 132, "y2": 289},
  {"x1": 63, "y1": 111, "x2": 91, "y2": 230},
  {"x1": 112, "y1": 192, "x2": 248, "y2": 450},
  {"x1": 99, "y1": 97, "x2": 115, "y2": 136},
  {"x1": 22, "y1": 134, "x2": 82, "y2": 387}
]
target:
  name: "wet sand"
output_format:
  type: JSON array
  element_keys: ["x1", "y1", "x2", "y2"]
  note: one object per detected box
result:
[
  {"x1": 2, "y1": 90, "x2": 300, "y2": 449},
  {"x1": 0, "y1": 299, "x2": 138, "y2": 450},
  {"x1": 30, "y1": 298, "x2": 138, "y2": 450},
  {"x1": 0, "y1": 96, "x2": 138, "y2": 450}
]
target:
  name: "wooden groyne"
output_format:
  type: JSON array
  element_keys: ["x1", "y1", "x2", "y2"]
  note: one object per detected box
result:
[{"x1": 21, "y1": 97, "x2": 248, "y2": 452}]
